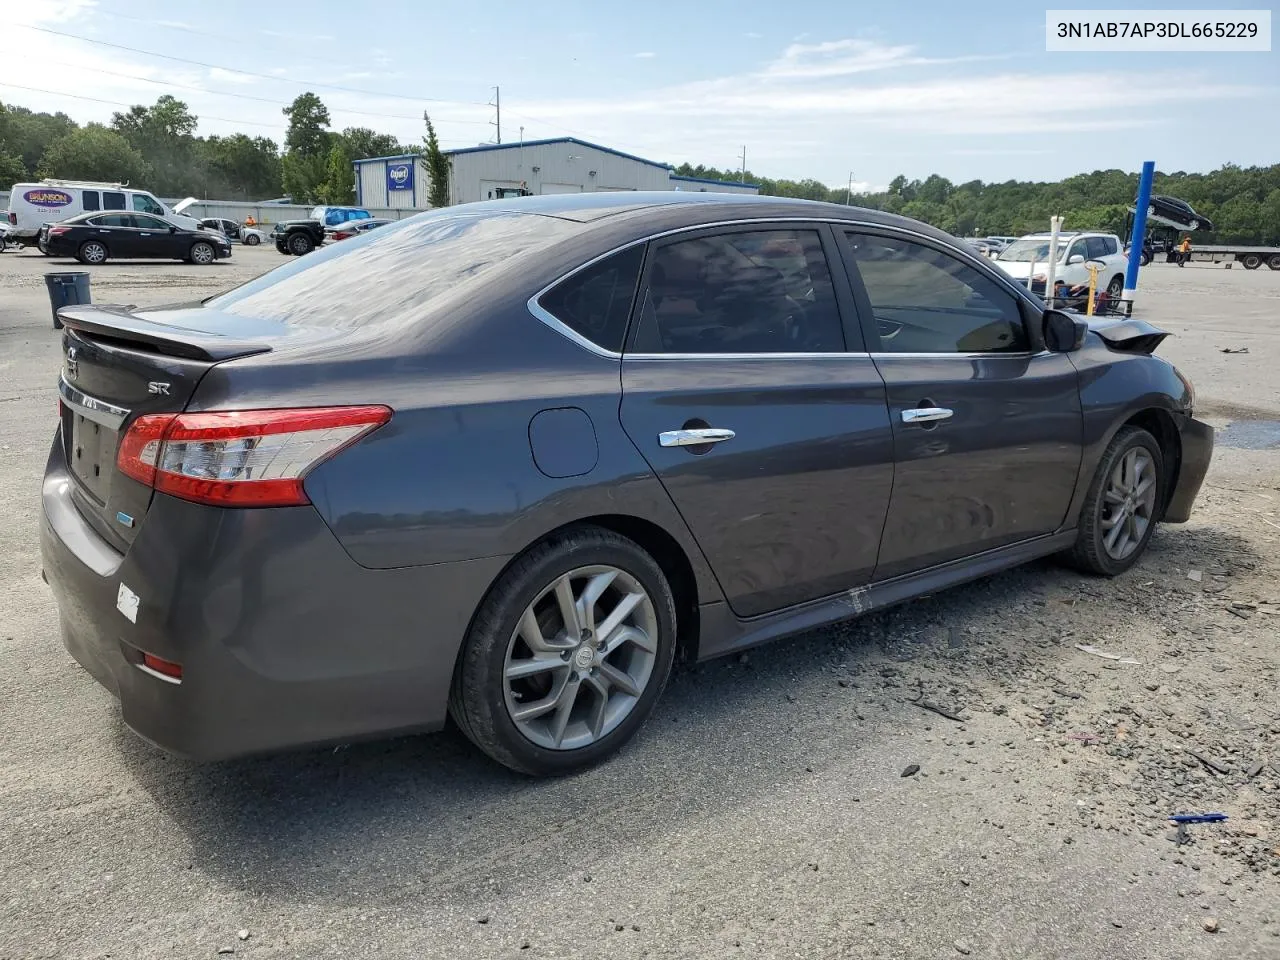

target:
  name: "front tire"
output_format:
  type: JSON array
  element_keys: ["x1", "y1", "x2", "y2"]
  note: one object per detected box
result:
[
  {"x1": 287, "y1": 232, "x2": 314, "y2": 255},
  {"x1": 189, "y1": 241, "x2": 216, "y2": 265},
  {"x1": 449, "y1": 527, "x2": 678, "y2": 776},
  {"x1": 1066, "y1": 426, "x2": 1164, "y2": 576},
  {"x1": 1106, "y1": 274, "x2": 1124, "y2": 298},
  {"x1": 77, "y1": 240, "x2": 108, "y2": 265},
  {"x1": 244, "y1": 233, "x2": 261, "y2": 246}
]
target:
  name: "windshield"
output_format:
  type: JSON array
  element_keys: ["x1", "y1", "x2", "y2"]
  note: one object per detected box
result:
[
  {"x1": 206, "y1": 210, "x2": 576, "y2": 329},
  {"x1": 998, "y1": 239, "x2": 1067, "y2": 263}
]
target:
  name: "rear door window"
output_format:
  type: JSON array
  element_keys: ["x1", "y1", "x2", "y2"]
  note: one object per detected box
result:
[
  {"x1": 630, "y1": 228, "x2": 845, "y2": 354},
  {"x1": 133, "y1": 215, "x2": 170, "y2": 230},
  {"x1": 102, "y1": 192, "x2": 126, "y2": 210},
  {"x1": 537, "y1": 246, "x2": 644, "y2": 353},
  {"x1": 82, "y1": 191, "x2": 100, "y2": 212}
]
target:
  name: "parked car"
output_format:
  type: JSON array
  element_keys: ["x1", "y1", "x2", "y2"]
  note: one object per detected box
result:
[
  {"x1": 198, "y1": 217, "x2": 265, "y2": 246},
  {"x1": 994, "y1": 232, "x2": 1129, "y2": 303},
  {"x1": 41, "y1": 192, "x2": 1212, "y2": 776},
  {"x1": 0, "y1": 221, "x2": 20, "y2": 252},
  {"x1": 325, "y1": 218, "x2": 394, "y2": 242},
  {"x1": 310, "y1": 205, "x2": 373, "y2": 227},
  {"x1": 7, "y1": 179, "x2": 201, "y2": 246},
  {"x1": 271, "y1": 218, "x2": 326, "y2": 255},
  {"x1": 40, "y1": 211, "x2": 232, "y2": 264}
]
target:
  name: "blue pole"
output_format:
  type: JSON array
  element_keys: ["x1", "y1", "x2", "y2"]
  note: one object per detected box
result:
[{"x1": 1124, "y1": 160, "x2": 1156, "y2": 299}]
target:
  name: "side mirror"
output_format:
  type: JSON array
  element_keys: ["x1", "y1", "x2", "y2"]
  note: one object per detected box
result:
[
  {"x1": 169, "y1": 225, "x2": 177, "y2": 233},
  {"x1": 1043, "y1": 309, "x2": 1088, "y2": 352},
  {"x1": 1067, "y1": 254, "x2": 1085, "y2": 265}
]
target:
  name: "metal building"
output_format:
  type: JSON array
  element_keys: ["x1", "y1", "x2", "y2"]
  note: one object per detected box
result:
[
  {"x1": 670, "y1": 174, "x2": 758, "y2": 195},
  {"x1": 352, "y1": 138, "x2": 760, "y2": 209},
  {"x1": 353, "y1": 154, "x2": 430, "y2": 209}
]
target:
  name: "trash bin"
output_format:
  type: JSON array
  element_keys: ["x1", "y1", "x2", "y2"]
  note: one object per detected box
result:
[{"x1": 44, "y1": 272, "x2": 91, "y2": 330}]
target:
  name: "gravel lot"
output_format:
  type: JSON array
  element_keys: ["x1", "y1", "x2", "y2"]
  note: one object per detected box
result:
[{"x1": 1, "y1": 245, "x2": 1278, "y2": 960}]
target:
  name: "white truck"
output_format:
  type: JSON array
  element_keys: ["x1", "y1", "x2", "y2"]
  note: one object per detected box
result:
[{"x1": 5, "y1": 179, "x2": 202, "y2": 248}]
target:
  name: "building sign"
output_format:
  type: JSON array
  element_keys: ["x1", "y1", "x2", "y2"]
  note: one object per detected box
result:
[
  {"x1": 386, "y1": 163, "x2": 413, "y2": 193},
  {"x1": 24, "y1": 189, "x2": 74, "y2": 208}
]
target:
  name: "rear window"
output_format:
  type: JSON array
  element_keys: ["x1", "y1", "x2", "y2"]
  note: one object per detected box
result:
[{"x1": 207, "y1": 212, "x2": 576, "y2": 329}]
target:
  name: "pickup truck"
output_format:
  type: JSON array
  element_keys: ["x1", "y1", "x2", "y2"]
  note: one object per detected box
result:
[{"x1": 271, "y1": 218, "x2": 327, "y2": 255}]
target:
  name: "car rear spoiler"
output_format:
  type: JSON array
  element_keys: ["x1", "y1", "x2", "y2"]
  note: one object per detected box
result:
[
  {"x1": 57, "y1": 305, "x2": 273, "y2": 362},
  {"x1": 1086, "y1": 316, "x2": 1170, "y2": 355}
]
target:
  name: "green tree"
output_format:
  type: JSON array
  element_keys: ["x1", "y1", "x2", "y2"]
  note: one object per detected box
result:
[
  {"x1": 111, "y1": 95, "x2": 199, "y2": 195},
  {"x1": 283, "y1": 93, "x2": 331, "y2": 158},
  {"x1": 422, "y1": 114, "x2": 451, "y2": 207},
  {"x1": 316, "y1": 143, "x2": 355, "y2": 204},
  {"x1": 36, "y1": 124, "x2": 149, "y2": 183},
  {"x1": 340, "y1": 127, "x2": 404, "y2": 161},
  {"x1": 0, "y1": 101, "x2": 77, "y2": 175},
  {"x1": 0, "y1": 150, "x2": 26, "y2": 189},
  {"x1": 199, "y1": 134, "x2": 281, "y2": 200},
  {"x1": 281, "y1": 152, "x2": 327, "y2": 204}
]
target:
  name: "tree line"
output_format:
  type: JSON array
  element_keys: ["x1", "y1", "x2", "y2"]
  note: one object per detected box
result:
[
  {"x1": 4, "y1": 92, "x2": 1278, "y2": 242},
  {"x1": 674, "y1": 163, "x2": 1280, "y2": 245},
  {"x1": 0, "y1": 93, "x2": 427, "y2": 204}
]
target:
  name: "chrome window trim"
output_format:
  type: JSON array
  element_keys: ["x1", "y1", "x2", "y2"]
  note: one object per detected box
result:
[
  {"x1": 626, "y1": 352, "x2": 873, "y2": 361},
  {"x1": 59, "y1": 377, "x2": 129, "y2": 429},
  {"x1": 527, "y1": 216, "x2": 1042, "y2": 360}
]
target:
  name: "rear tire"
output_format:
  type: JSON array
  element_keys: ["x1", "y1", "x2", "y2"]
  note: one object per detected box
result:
[
  {"x1": 1268, "y1": 255, "x2": 1280, "y2": 271},
  {"x1": 449, "y1": 527, "x2": 677, "y2": 776},
  {"x1": 287, "y1": 232, "x2": 314, "y2": 255},
  {"x1": 1242, "y1": 254, "x2": 1261, "y2": 270},
  {"x1": 77, "y1": 240, "x2": 108, "y2": 265},
  {"x1": 1065, "y1": 426, "x2": 1164, "y2": 577}
]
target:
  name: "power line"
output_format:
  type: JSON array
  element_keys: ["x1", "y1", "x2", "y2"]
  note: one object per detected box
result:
[
  {"x1": 12, "y1": 20, "x2": 665, "y2": 161},
  {"x1": 36, "y1": 57, "x2": 490, "y2": 125},
  {"x1": 13, "y1": 22, "x2": 490, "y2": 107}
]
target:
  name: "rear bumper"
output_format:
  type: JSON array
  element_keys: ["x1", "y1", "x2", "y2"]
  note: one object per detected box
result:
[
  {"x1": 40, "y1": 435, "x2": 509, "y2": 761},
  {"x1": 1164, "y1": 416, "x2": 1214, "y2": 523}
]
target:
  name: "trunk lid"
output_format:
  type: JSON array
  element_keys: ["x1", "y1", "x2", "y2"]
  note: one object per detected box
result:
[{"x1": 55, "y1": 305, "x2": 277, "y2": 551}]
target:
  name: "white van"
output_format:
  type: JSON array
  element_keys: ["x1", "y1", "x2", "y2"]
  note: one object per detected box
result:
[{"x1": 6, "y1": 179, "x2": 202, "y2": 246}]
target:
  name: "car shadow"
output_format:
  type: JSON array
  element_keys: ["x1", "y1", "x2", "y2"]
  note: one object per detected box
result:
[{"x1": 114, "y1": 522, "x2": 1260, "y2": 908}]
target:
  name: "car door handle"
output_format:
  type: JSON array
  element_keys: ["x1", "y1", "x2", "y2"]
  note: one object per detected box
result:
[
  {"x1": 659, "y1": 428, "x2": 736, "y2": 448},
  {"x1": 901, "y1": 407, "x2": 953, "y2": 424}
]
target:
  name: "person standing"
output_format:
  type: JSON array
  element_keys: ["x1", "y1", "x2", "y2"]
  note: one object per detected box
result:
[{"x1": 1178, "y1": 235, "x2": 1191, "y2": 267}]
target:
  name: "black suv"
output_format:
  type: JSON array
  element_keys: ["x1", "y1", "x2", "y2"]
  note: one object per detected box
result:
[{"x1": 272, "y1": 219, "x2": 327, "y2": 256}]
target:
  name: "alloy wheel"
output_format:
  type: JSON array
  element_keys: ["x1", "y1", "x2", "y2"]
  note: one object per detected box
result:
[
  {"x1": 503, "y1": 565, "x2": 658, "y2": 751},
  {"x1": 83, "y1": 242, "x2": 106, "y2": 264},
  {"x1": 192, "y1": 243, "x2": 214, "y2": 264},
  {"x1": 1100, "y1": 447, "x2": 1157, "y2": 560}
]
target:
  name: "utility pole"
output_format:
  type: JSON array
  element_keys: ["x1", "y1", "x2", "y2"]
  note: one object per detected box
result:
[
  {"x1": 737, "y1": 145, "x2": 746, "y2": 183},
  {"x1": 489, "y1": 86, "x2": 501, "y2": 145},
  {"x1": 846, "y1": 172, "x2": 854, "y2": 205}
]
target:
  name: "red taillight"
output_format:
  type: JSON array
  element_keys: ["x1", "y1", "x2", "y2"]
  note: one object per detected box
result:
[
  {"x1": 48, "y1": 225, "x2": 71, "y2": 237},
  {"x1": 116, "y1": 406, "x2": 391, "y2": 507},
  {"x1": 6, "y1": 212, "x2": 15, "y2": 225},
  {"x1": 141, "y1": 652, "x2": 183, "y2": 681}
]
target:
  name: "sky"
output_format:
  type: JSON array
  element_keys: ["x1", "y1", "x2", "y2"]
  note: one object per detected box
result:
[{"x1": 4, "y1": 0, "x2": 1278, "y2": 191}]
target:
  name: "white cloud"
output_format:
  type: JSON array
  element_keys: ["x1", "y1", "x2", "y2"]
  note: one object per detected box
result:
[
  {"x1": 744, "y1": 31, "x2": 763, "y2": 39},
  {"x1": 634, "y1": 51, "x2": 657, "y2": 59},
  {"x1": 207, "y1": 67, "x2": 257, "y2": 86}
]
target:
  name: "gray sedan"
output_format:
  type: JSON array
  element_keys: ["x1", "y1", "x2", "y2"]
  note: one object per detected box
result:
[{"x1": 41, "y1": 192, "x2": 1212, "y2": 776}]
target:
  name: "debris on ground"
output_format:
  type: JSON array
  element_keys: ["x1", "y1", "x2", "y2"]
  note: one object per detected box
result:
[
  {"x1": 901, "y1": 764, "x2": 921, "y2": 778},
  {"x1": 1074, "y1": 644, "x2": 1140, "y2": 665}
]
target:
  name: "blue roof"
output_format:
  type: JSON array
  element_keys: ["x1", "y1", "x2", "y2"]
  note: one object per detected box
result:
[
  {"x1": 670, "y1": 173, "x2": 761, "y2": 189},
  {"x1": 352, "y1": 153, "x2": 422, "y2": 165},
  {"x1": 444, "y1": 137, "x2": 672, "y2": 171}
]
